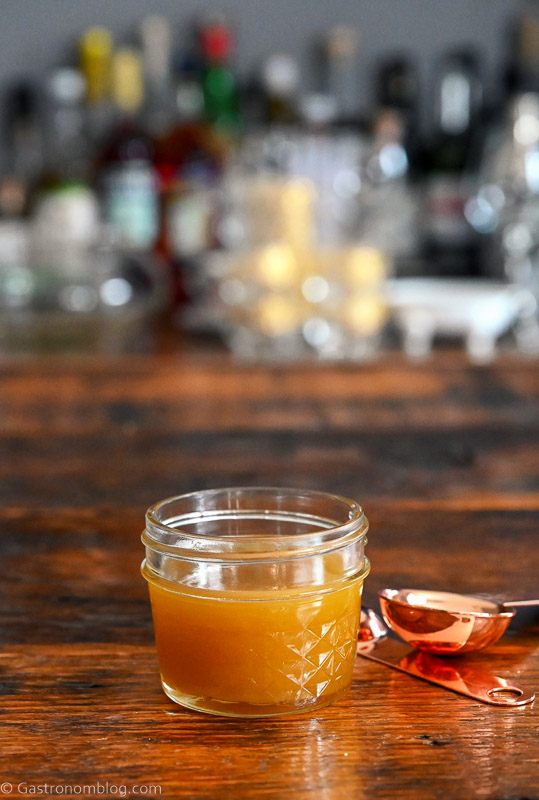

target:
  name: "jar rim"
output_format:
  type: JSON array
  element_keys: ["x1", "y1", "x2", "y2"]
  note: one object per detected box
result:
[{"x1": 144, "y1": 486, "x2": 368, "y2": 561}]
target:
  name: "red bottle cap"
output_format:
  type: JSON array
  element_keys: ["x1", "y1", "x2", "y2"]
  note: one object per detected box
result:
[{"x1": 200, "y1": 24, "x2": 231, "y2": 62}]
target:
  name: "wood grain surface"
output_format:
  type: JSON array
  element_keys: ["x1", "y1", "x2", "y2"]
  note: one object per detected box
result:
[{"x1": 0, "y1": 352, "x2": 538, "y2": 800}]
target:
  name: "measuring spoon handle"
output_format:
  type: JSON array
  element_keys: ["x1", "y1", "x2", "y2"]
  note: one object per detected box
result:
[{"x1": 502, "y1": 598, "x2": 539, "y2": 608}]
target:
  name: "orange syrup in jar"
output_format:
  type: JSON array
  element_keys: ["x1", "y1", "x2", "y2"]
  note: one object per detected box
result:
[
  {"x1": 145, "y1": 573, "x2": 364, "y2": 717},
  {"x1": 142, "y1": 488, "x2": 370, "y2": 717}
]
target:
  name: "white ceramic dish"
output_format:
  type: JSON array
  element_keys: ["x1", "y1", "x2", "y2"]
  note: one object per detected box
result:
[{"x1": 386, "y1": 278, "x2": 533, "y2": 361}]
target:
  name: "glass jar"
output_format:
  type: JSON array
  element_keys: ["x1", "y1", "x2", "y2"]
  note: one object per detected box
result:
[
  {"x1": 197, "y1": 127, "x2": 392, "y2": 362},
  {"x1": 142, "y1": 487, "x2": 370, "y2": 718}
]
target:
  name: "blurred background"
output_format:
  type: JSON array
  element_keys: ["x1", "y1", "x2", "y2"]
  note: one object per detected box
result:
[{"x1": 1, "y1": 0, "x2": 539, "y2": 361}]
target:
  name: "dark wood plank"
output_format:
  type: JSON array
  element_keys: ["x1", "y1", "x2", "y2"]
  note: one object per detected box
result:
[
  {"x1": 1, "y1": 355, "x2": 538, "y2": 509},
  {"x1": 1, "y1": 423, "x2": 538, "y2": 507},
  {"x1": 1, "y1": 355, "x2": 538, "y2": 428},
  {"x1": 0, "y1": 423, "x2": 539, "y2": 508}
]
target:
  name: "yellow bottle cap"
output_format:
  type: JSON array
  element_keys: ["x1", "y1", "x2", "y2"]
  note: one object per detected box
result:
[{"x1": 80, "y1": 27, "x2": 113, "y2": 103}]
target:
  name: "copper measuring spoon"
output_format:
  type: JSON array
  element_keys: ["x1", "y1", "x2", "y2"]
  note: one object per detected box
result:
[
  {"x1": 357, "y1": 608, "x2": 536, "y2": 706},
  {"x1": 379, "y1": 588, "x2": 539, "y2": 655}
]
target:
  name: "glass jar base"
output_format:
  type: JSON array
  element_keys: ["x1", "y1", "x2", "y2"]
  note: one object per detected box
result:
[{"x1": 161, "y1": 680, "x2": 351, "y2": 718}]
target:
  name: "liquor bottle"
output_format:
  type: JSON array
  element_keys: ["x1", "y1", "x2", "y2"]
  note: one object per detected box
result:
[
  {"x1": 140, "y1": 15, "x2": 174, "y2": 137},
  {"x1": 3, "y1": 82, "x2": 43, "y2": 182},
  {"x1": 98, "y1": 48, "x2": 159, "y2": 251},
  {"x1": 260, "y1": 53, "x2": 300, "y2": 125},
  {"x1": 0, "y1": 88, "x2": 35, "y2": 311},
  {"x1": 323, "y1": 26, "x2": 360, "y2": 127},
  {"x1": 375, "y1": 55, "x2": 420, "y2": 174},
  {"x1": 468, "y1": 93, "x2": 539, "y2": 275},
  {"x1": 34, "y1": 67, "x2": 99, "y2": 246},
  {"x1": 199, "y1": 17, "x2": 240, "y2": 134},
  {"x1": 422, "y1": 49, "x2": 484, "y2": 277},
  {"x1": 470, "y1": 91, "x2": 539, "y2": 350},
  {"x1": 79, "y1": 27, "x2": 114, "y2": 147},
  {"x1": 429, "y1": 50, "x2": 483, "y2": 173},
  {"x1": 174, "y1": 57, "x2": 205, "y2": 125},
  {"x1": 505, "y1": 12, "x2": 539, "y2": 97},
  {"x1": 361, "y1": 109, "x2": 419, "y2": 272},
  {"x1": 43, "y1": 68, "x2": 89, "y2": 181},
  {"x1": 153, "y1": 39, "x2": 223, "y2": 306},
  {"x1": 153, "y1": 114, "x2": 221, "y2": 306},
  {"x1": 0, "y1": 81, "x2": 44, "y2": 216},
  {"x1": 295, "y1": 93, "x2": 362, "y2": 248}
]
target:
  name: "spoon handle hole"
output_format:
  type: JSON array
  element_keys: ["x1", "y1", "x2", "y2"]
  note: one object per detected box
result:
[{"x1": 487, "y1": 687, "x2": 525, "y2": 703}]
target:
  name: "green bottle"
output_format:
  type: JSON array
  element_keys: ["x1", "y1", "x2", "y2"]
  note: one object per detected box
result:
[{"x1": 200, "y1": 19, "x2": 240, "y2": 133}]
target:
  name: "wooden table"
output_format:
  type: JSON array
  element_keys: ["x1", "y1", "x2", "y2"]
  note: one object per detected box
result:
[{"x1": 1, "y1": 351, "x2": 538, "y2": 799}]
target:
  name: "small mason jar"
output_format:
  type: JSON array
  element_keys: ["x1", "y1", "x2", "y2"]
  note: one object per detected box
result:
[{"x1": 142, "y1": 487, "x2": 370, "y2": 717}]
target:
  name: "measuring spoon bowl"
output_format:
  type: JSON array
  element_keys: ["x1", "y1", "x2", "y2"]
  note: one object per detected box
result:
[{"x1": 379, "y1": 588, "x2": 517, "y2": 655}]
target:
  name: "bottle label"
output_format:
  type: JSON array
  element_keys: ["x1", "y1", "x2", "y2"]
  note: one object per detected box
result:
[
  {"x1": 168, "y1": 191, "x2": 211, "y2": 258},
  {"x1": 103, "y1": 164, "x2": 158, "y2": 249},
  {"x1": 425, "y1": 176, "x2": 470, "y2": 244}
]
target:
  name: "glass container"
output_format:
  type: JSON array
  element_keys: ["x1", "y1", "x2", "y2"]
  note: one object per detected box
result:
[
  {"x1": 142, "y1": 487, "x2": 370, "y2": 717},
  {"x1": 0, "y1": 221, "x2": 166, "y2": 354}
]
